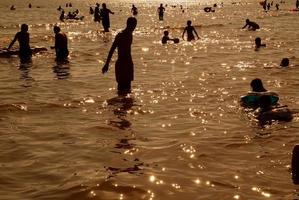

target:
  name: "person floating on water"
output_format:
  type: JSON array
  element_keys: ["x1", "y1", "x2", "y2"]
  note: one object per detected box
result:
[
  {"x1": 131, "y1": 4, "x2": 138, "y2": 16},
  {"x1": 255, "y1": 37, "x2": 266, "y2": 50},
  {"x1": 100, "y1": 3, "x2": 114, "y2": 32},
  {"x1": 161, "y1": 31, "x2": 179, "y2": 44},
  {"x1": 157, "y1": 4, "x2": 165, "y2": 21},
  {"x1": 7, "y1": 24, "x2": 32, "y2": 63},
  {"x1": 94, "y1": 3, "x2": 101, "y2": 23},
  {"x1": 51, "y1": 26, "x2": 69, "y2": 62},
  {"x1": 242, "y1": 19, "x2": 260, "y2": 31},
  {"x1": 102, "y1": 17, "x2": 137, "y2": 96},
  {"x1": 182, "y1": 20, "x2": 200, "y2": 41}
]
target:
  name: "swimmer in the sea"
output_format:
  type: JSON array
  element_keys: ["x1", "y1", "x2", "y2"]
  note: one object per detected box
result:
[
  {"x1": 242, "y1": 19, "x2": 260, "y2": 31},
  {"x1": 161, "y1": 31, "x2": 178, "y2": 44},
  {"x1": 250, "y1": 78, "x2": 267, "y2": 92},
  {"x1": 182, "y1": 20, "x2": 199, "y2": 41},
  {"x1": 280, "y1": 58, "x2": 289, "y2": 67},
  {"x1": 255, "y1": 37, "x2": 266, "y2": 50}
]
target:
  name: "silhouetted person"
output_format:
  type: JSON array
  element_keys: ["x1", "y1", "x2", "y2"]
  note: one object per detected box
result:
[
  {"x1": 131, "y1": 4, "x2": 138, "y2": 16},
  {"x1": 250, "y1": 78, "x2": 267, "y2": 92},
  {"x1": 292, "y1": 145, "x2": 299, "y2": 184},
  {"x1": 242, "y1": 19, "x2": 260, "y2": 31},
  {"x1": 157, "y1": 4, "x2": 165, "y2": 21},
  {"x1": 57, "y1": 6, "x2": 62, "y2": 11},
  {"x1": 275, "y1": 3, "x2": 279, "y2": 10},
  {"x1": 66, "y1": 3, "x2": 69, "y2": 7},
  {"x1": 10, "y1": 5, "x2": 16, "y2": 10},
  {"x1": 8, "y1": 24, "x2": 32, "y2": 63},
  {"x1": 100, "y1": 3, "x2": 114, "y2": 32},
  {"x1": 94, "y1": 3, "x2": 101, "y2": 22},
  {"x1": 51, "y1": 26, "x2": 69, "y2": 61},
  {"x1": 102, "y1": 17, "x2": 137, "y2": 95},
  {"x1": 263, "y1": 0, "x2": 267, "y2": 10},
  {"x1": 89, "y1": 7, "x2": 94, "y2": 14},
  {"x1": 255, "y1": 37, "x2": 266, "y2": 49},
  {"x1": 280, "y1": 58, "x2": 289, "y2": 67},
  {"x1": 60, "y1": 10, "x2": 65, "y2": 21},
  {"x1": 29, "y1": 3, "x2": 32, "y2": 8},
  {"x1": 69, "y1": 3, "x2": 72, "y2": 7},
  {"x1": 267, "y1": 2, "x2": 271, "y2": 10},
  {"x1": 161, "y1": 31, "x2": 178, "y2": 44},
  {"x1": 182, "y1": 20, "x2": 199, "y2": 41}
]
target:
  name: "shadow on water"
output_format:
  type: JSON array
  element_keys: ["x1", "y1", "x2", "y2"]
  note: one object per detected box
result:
[
  {"x1": 18, "y1": 60, "x2": 34, "y2": 87},
  {"x1": 53, "y1": 61, "x2": 70, "y2": 79}
]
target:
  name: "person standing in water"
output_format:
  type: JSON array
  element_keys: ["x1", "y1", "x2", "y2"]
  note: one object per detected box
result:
[
  {"x1": 51, "y1": 26, "x2": 69, "y2": 61},
  {"x1": 182, "y1": 20, "x2": 199, "y2": 41},
  {"x1": 7, "y1": 24, "x2": 32, "y2": 63},
  {"x1": 131, "y1": 4, "x2": 138, "y2": 16},
  {"x1": 100, "y1": 3, "x2": 114, "y2": 32},
  {"x1": 255, "y1": 37, "x2": 266, "y2": 50},
  {"x1": 102, "y1": 17, "x2": 137, "y2": 95},
  {"x1": 94, "y1": 3, "x2": 101, "y2": 23},
  {"x1": 157, "y1": 4, "x2": 165, "y2": 21}
]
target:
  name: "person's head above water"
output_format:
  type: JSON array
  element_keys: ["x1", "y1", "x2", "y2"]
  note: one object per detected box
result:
[
  {"x1": 280, "y1": 58, "x2": 289, "y2": 67},
  {"x1": 164, "y1": 30, "x2": 169, "y2": 36},
  {"x1": 255, "y1": 37, "x2": 261, "y2": 46},
  {"x1": 126, "y1": 17, "x2": 137, "y2": 32},
  {"x1": 21, "y1": 24, "x2": 28, "y2": 32},
  {"x1": 53, "y1": 25, "x2": 61, "y2": 34},
  {"x1": 250, "y1": 78, "x2": 267, "y2": 92},
  {"x1": 246, "y1": 19, "x2": 250, "y2": 23},
  {"x1": 187, "y1": 20, "x2": 192, "y2": 26}
]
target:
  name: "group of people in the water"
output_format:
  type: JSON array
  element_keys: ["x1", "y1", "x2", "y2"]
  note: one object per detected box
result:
[
  {"x1": 90, "y1": 3, "x2": 115, "y2": 32},
  {"x1": 4, "y1": 24, "x2": 68, "y2": 63}
]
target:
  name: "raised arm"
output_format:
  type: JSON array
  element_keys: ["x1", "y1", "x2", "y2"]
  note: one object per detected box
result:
[
  {"x1": 8, "y1": 33, "x2": 18, "y2": 50},
  {"x1": 102, "y1": 35, "x2": 119, "y2": 74},
  {"x1": 109, "y1": 9, "x2": 114, "y2": 14}
]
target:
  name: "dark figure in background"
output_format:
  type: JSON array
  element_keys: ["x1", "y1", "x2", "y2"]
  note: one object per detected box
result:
[
  {"x1": 10, "y1": 5, "x2": 16, "y2": 10},
  {"x1": 57, "y1": 6, "x2": 62, "y2": 11},
  {"x1": 29, "y1": 3, "x2": 32, "y2": 8},
  {"x1": 66, "y1": 3, "x2": 69, "y2": 7},
  {"x1": 255, "y1": 37, "x2": 266, "y2": 49},
  {"x1": 51, "y1": 26, "x2": 69, "y2": 61},
  {"x1": 263, "y1": 0, "x2": 267, "y2": 10},
  {"x1": 8, "y1": 24, "x2": 32, "y2": 63},
  {"x1": 280, "y1": 58, "x2": 289, "y2": 67},
  {"x1": 242, "y1": 19, "x2": 260, "y2": 31},
  {"x1": 102, "y1": 17, "x2": 137, "y2": 95},
  {"x1": 157, "y1": 4, "x2": 165, "y2": 21},
  {"x1": 59, "y1": 10, "x2": 65, "y2": 21},
  {"x1": 267, "y1": 2, "x2": 271, "y2": 10},
  {"x1": 89, "y1": 7, "x2": 94, "y2": 15},
  {"x1": 69, "y1": 3, "x2": 72, "y2": 7},
  {"x1": 161, "y1": 31, "x2": 178, "y2": 44},
  {"x1": 250, "y1": 78, "x2": 267, "y2": 92},
  {"x1": 296, "y1": 0, "x2": 299, "y2": 9},
  {"x1": 131, "y1": 4, "x2": 138, "y2": 16},
  {"x1": 94, "y1": 3, "x2": 101, "y2": 22},
  {"x1": 182, "y1": 20, "x2": 199, "y2": 41},
  {"x1": 275, "y1": 3, "x2": 279, "y2": 10},
  {"x1": 100, "y1": 3, "x2": 114, "y2": 32}
]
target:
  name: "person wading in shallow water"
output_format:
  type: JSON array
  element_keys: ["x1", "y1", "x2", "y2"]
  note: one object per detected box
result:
[
  {"x1": 102, "y1": 17, "x2": 137, "y2": 96},
  {"x1": 7, "y1": 23, "x2": 32, "y2": 63},
  {"x1": 100, "y1": 3, "x2": 114, "y2": 32},
  {"x1": 51, "y1": 26, "x2": 69, "y2": 61}
]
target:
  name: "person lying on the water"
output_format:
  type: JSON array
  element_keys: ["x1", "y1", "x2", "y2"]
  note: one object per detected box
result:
[
  {"x1": 7, "y1": 23, "x2": 32, "y2": 63},
  {"x1": 242, "y1": 19, "x2": 260, "y2": 31}
]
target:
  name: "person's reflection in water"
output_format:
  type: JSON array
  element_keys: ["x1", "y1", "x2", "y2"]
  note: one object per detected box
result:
[
  {"x1": 18, "y1": 62, "x2": 34, "y2": 87},
  {"x1": 52, "y1": 61, "x2": 70, "y2": 79},
  {"x1": 107, "y1": 95, "x2": 134, "y2": 130}
]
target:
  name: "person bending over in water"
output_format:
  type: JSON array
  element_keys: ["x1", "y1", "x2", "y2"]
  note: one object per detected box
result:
[
  {"x1": 51, "y1": 26, "x2": 69, "y2": 61},
  {"x1": 242, "y1": 19, "x2": 260, "y2": 31},
  {"x1": 8, "y1": 23, "x2": 32, "y2": 63},
  {"x1": 182, "y1": 20, "x2": 199, "y2": 41},
  {"x1": 102, "y1": 17, "x2": 137, "y2": 96},
  {"x1": 161, "y1": 31, "x2": 178, "y2": 44},
  {"x1": 255, "y1": 37, "x2": 266, "y2": 49}
]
